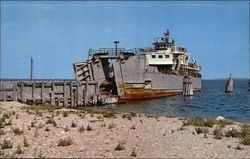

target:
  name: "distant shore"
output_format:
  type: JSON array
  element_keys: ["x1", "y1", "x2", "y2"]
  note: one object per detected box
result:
[{"x1": 0, "y1": 101, "x2": 249, "y2": 158}]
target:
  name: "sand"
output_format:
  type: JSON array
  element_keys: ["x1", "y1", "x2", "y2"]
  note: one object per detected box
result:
[{"x1": 0, "y1": 101, "x2": 249, "y2": 158}]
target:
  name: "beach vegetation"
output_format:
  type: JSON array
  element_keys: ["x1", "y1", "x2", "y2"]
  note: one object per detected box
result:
[
  {"x1": 0, "y1": 149, "x2": 4, "y2": 156},
  {"x1": 23, "y1": 137, "x2": 29, "y2": 147},
  {"x1": 0, "y1": 129, "x2": 6, "y2": 136},
  {"x1": 78, "y1": 125, "x2": 85, "y2": 133},
  {"x1": 130, "y1": 125, "x2": 136, "y2": 130},
  {"x1": 130, "y1": 112, "x2": 137, "y2": 117},
  {"x1": 38, "y1": 123, "x2": 45, "y2": 129},
  {"x1": 2, "y1": 113, "x2": 11, "y2": 120},
  {"x1": 63, "y1": 111, "x2": 68, "y2": 117},
  {"x1": 86, "y1": 125, "x2": 92, "y2": 131},
  {"x1": 1, "y1": 139, "x2": 13, "y2": 149},
  {"x1": 115, "y1": 142, "x2": 125, "y2": 151},
  {"x1": 57, "y1": 137, "x2": 73, "y2": 146},
  {"x1": 45, "y1": 126, "x2": 50, "y2": 131},
  {"x1": 236, "y1": 145, "x2": 244, "y2": 150},
  {"x1": 5, "y1": 119, "x2": 12, "y2": 126},
  {"x1": 0, "y1": 118, "x2": 5, "y2": 128},
  {"x1": 35, "y1": 111, "x2": 43, "y2": 117},
  {"x1": 23, "y1": 105, "x2": 63, "y2": 112},
  {"x1": 213, "y1": 127, "x2": 223, "y2": 139},
  {"x1": 131, "y1": 148, "x2": 137, "y2": 157},
  {"x1": 225, "y1": 128, "x2": 241, "y2": 138},
  {"x1": 64, "y1": 126, "x2": 70, "y2": 132},
  {"x1": 71, "y1": 121, "x2": 77, "y2": 128},
  {"x1": 241, "y1": 124, "x2": 250, "y2": 137},
  {"x1": 183, "y1": 117, "x2": 233, "y2": 128},
  {"x1": 195, "y1": 127, "x2": 208, "y2": 134},
  {"x1": 103, "y1": 111, "x2": 116, "y2": 118},
  {"x1": 12, "y1": 127, "x2": 24, "y2": 135},
  {"x1": 241, "y1": 136, "x2": 250, "y2": 145},
  {"x1": 46, "y1": 118, "x2": 57, "y2": 127},
  {"x1": 15, "y1": 145, "x2": 24, "y2": 154},
  {"x1": 108, "y1": 123, "x2": 116, "y2": 129}
]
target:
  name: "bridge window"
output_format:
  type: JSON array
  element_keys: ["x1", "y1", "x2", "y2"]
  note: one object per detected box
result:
[
  {"x1": 158, "y1": 55, "x2": 163, "y2": 58},
  {"x1": 152, "y1": 55, "x2": 156, "y2": 58}
]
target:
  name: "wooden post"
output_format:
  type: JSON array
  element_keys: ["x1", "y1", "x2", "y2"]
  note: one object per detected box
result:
[
  {"x1": 51, "y1": 81, "x2": 55, "y2": 105},
  {"x1": 3, "y1": 90, "x2": 6, "y2": 101},
  {"x1": 63, "y1": 81, "x2": 67, "y2": 107},
  {"x1": 84, "y1": 81, "x2": 88, "y2": 106},
  {"x1": 13, "y1": 83, "x2": 17, "y2": 101},
  {"x1": 93, "y1": 83, "x2": 98, "y2": 105},
  {"x1": 32, "y1": 81, "x2": 35, "y2": 104},
  {"x1": 70, "y1": 81, "x2": 73, "y2": 107},
  {"x1": 183, "y1": 76, "x2": 193, "y2": 96},
  {"x1": 77, "y1": 81, "x2": 80, "y2": 107},
  {"x1": 20, "y1": 82, "x2": 24, "y2": 102},
  {"x1": 41, "y1": 81, "x2": 45, "y2": 104}
]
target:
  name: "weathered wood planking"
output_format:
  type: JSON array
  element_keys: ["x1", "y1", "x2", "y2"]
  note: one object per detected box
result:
[{"x1": 0, "y1": 80, "x2": 98, "y2": 107}]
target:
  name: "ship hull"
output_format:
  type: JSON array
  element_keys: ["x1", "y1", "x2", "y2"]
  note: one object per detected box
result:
[
  {"x1": 113, "y1": 55, "x2": 201, "y2": 101},
  {"x1": 117, "y1": 77, "x2": 201, "y2": 102}
]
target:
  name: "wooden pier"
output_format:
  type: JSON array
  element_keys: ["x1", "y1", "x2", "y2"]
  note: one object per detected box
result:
[{"x1": 0, "y1": 80, "x2": 111, "y2": 107}]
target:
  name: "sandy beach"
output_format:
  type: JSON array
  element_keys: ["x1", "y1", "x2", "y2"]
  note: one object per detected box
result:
[{"x1": 0, "y1": 101, "x2": 249, "y2": 158}]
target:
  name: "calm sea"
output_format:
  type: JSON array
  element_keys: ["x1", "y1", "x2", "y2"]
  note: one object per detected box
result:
[{"x1": 93, "y1": 79, "x2": 250, "y2": 123}]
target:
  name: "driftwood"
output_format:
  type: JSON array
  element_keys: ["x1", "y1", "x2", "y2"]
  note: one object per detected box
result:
[{"x1": 225, "y1": 74, "x2": 233, "y2": 93}]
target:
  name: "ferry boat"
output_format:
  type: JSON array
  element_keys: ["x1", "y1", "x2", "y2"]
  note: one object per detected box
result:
[{"x1": 73, "y1": 30, "x2": 201, "y2": 102}]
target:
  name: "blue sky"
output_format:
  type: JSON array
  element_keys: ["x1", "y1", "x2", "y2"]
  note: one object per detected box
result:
[{"x1": 1, "y1": 1, "x2": 249, "y2": 79}]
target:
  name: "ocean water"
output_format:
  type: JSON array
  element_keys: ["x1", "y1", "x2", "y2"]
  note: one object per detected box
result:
[{"x1": 93, "y1": 79, "x2": 250, "y2": 123}]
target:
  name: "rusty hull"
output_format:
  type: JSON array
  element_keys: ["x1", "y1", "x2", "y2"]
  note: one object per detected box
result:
[{"x1": 117, "y1": 83, "x2": 201, "y2": 102}]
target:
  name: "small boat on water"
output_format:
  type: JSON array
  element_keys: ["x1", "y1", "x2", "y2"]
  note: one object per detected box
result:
[{"x1": 225, "y1": 74, "x2": 233, "y2": 93}]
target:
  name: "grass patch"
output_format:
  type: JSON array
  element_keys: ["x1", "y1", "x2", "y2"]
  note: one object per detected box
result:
[
  {"x1": 71, "y1": 121, "x2": 77, "y2": 128},
  {"x1": 241, "y1": 124, "x2": 250, "y2": 137},
  {"x1": 12, "y1": 127, "x2": 24, "y2": 135},
  {"x1": 0, "y1": 129, "x2": 6, "y2": 136},
  {"x1": 108, "y1": 123, "x2": 116, "y2": 129},
  {"x1": 2, "y1": 113, "x2": 11, "y2": 120},
  {"x1": 78, "y1": 125, "x2": 85, "y2": 133},
  {"x1": 122, "y1": 114, "x2": 132, "y2": 120},
  {"x1": 86, "y1": 125, "x2": 92, "y2": 131},
  {"x1": 63, "y1": 111, "x2": 69, "y2": 117},
  {"x1": 0, "y1": 118, "x2": 5, "y2": 128},
  {"x1": 225, "y1": 128, "x2": 241, "y2": 138},
  {"x1": 115, "y1": 142, "x2": 125, "y2": 151},
  {"x1": 23, "y1": 137, "x2": 29, "y2": 147},
  {"x1": 57, "y1": 137, "x2": 73, "y2": 146},
  {"x1": 183, "y1": 117, "x2": 233, "y2": 127},
  {"x1": 45, "y1": 126, "x2": 50, "y2": 131},
  {"x1": 5, "y1": 119, "x2": 12, "y2": 126},
  {"x1": 1, "y1": 139, "x2": 13, "y2": 149},
  {"x1": 130, "y1": 125, "x2": 136, "y2": 130},
  {"x1": 213, "y1": 127, "x2": 223, "y2": 139},
  {"x1": 23, "y1": 105, "x2": 63, "y2": 112},
  {"x1": 130, "y1": 112, "x2": 137, "y2": 117},
  {"x1": 217, "y1": 119, "x2": 233, "y2": 127},
  {"x1": 241, "y1": 136, "x2": 250, "y2": 145},
  {"x1": 131, "y1": 148, "x2": 137, "y2": 157},
  {"x1": 195, "y1": 127, "x2": 209, "y2": 134},
  {"x1": 103, "y1": 112, "x2": 116, "y2": 118},
  {"x1": 46, "y1": 118, "x2": 57, "y2": 127},
  {"x1": 15, "y1": 145, "x2": 24, "y2": 154},
  {"x1": 64, "y1": 126, "x2": 70, "y2": 132}
]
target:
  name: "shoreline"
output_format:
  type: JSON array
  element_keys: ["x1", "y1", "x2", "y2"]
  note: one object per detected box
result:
[{"x1": 0, "y1": 101, "x2": 249, "y2": 158}]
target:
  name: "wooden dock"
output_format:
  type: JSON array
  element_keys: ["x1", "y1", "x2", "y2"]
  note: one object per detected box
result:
[{"x1": 0, "y1": 80, "x2": 112, "y2": 107}]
